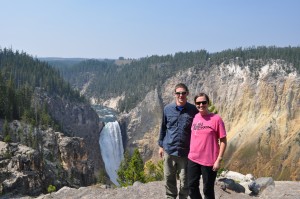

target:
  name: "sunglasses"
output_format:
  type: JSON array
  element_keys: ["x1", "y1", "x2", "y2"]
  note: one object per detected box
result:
[
  {"x1": 195, "y1": 101, "x2": 208, "y2": 105},
  {"x1": 175, "y1": 91, "x2": 187, "y2": 95}
]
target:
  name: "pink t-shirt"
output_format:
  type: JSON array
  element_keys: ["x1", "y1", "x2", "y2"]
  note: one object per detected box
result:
[{"x1": 188, "y1": 113, "x2": 226, "y2": 166}]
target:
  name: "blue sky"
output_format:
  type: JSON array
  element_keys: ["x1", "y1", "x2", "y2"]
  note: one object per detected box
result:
[{"x1": 1, "y1": 0, "x2": 299, "y2": 59}]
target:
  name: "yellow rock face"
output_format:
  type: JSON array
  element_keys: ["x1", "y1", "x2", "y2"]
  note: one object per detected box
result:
[{"x1": 217, "y1": 63, "x2": 300, "y2": 180}]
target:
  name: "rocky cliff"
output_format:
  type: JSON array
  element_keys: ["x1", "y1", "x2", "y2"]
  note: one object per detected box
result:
[
  {"x1": 0, "y1": 126, "x2": 93, "y2": 196},
  {"x1": 118, "y1": 89, "x2": 162, "y2": 161},
  {"x1": 33, "y1": 89, "x2": 104, "y2": 174},
  {"x1": 116, "y1": 59, "x2": 300, "y2": 180},
  {"x1": 0, "y1": 89, "x2": 104, "y2": 196}
]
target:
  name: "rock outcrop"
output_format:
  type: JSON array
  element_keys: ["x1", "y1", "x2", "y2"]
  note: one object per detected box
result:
[
  {"x1": 0, "y1": 89, "x2": 104, "y2": 196},
  {"x1": 0, "y1": 128, "x2": 93, "y2": 196}
]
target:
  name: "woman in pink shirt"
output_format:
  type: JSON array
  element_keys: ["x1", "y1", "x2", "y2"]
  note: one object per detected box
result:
[{"x1": 188, "y1": 93, "x2": 227, "y2": 199}]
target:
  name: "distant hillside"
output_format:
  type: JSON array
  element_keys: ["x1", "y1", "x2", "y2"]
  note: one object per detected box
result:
[{"x1": 48, "y1": 46, "x2": 300, "y2": 113}]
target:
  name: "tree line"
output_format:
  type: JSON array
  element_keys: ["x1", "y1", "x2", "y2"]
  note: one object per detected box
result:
[{"x1": 51, "y1": 46, "x2": 300, "y2": 113}]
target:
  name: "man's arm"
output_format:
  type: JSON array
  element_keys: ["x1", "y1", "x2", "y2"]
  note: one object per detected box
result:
[{"x1": 158, "y1": 111, "x2": 167, "y2": 158}]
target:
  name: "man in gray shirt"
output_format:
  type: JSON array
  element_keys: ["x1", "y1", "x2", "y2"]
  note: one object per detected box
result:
[{"x1": 158, "y1": 83, "x2": 198, "y2": 199}]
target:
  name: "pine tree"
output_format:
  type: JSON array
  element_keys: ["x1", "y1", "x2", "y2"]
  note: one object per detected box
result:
[
  {"x1": 3, "y1": 119, "x2": 11, "y2": 142},
  {"x1": 127, "y1": 148, "x2": 145, "y2": 184},
  {"x1": 117, "y1": 151, "x2": 130, "y2": 187},
  {"x1": 117, "y1": 149, "x2": 145, "y2": 187},
  {"x1": 0, "y1": 72, "x2": 5, "y2": 118}
]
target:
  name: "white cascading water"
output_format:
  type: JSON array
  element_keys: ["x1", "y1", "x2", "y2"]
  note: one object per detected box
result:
[{"x1": 99, "y1": 121, "x2": 124, "y2": 186}]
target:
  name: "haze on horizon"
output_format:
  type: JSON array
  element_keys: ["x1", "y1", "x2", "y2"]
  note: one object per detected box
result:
[{"x1": 1, "y1": 0, "x2": 299, "y2": 59}]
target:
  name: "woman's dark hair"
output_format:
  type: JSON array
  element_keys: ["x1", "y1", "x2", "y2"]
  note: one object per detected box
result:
[{"x1": 194, "y1": 93, "x2": 210, "y2": 104}]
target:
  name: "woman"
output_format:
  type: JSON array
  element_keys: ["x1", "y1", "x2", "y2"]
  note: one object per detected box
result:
[{"x1": 188, "y1": 93, "x2": 227, "y2": 199}]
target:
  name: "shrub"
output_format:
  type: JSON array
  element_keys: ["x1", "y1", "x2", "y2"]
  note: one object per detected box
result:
[{"x1": 47, "y1": 184, "x2": 56, "y2": 194}]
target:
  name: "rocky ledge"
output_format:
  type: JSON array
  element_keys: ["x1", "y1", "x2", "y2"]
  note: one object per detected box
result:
[
  {"x1": 3, "y1": 171, "x2": 299, "y2": 199},
  {"x1": 3, "y1": 180, "x2": 299, "y2": 199}
]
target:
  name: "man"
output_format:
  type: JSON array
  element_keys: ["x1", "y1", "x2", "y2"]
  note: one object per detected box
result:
[{"x1": 158, "y1": 83, "x2": 198, "y2": 199}]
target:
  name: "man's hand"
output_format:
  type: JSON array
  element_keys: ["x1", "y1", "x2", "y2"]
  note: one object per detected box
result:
[{"x1": 159, "y1": 147, "x2": 164, "y2": 158}]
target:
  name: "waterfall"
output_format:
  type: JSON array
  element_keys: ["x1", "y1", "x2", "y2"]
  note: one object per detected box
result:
[{"x1": 99, "y1": 121, "x2": 124, "y2": 186}]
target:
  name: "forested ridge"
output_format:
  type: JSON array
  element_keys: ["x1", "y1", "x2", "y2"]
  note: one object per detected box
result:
[
  {"x1": 0, "y1": 48, "x2": 84, "y2": 128},
  {"x1": 50, "y1": 46, "x2": 300, "y2": 112},
  {"x1": 2, "y1": 46, "x2": 298, "y2": 117}
]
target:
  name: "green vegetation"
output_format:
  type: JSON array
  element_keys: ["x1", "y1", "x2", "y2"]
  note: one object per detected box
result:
[
  {"x1": 3, "y1": 134, "x2": 11, "y2": 143},
  {"x1": 117, "y1": 149, "x2": 145, "y2": 186},
  {"x1": 208, "y1": 102, "x2": 218, "y2": 114},
  {"x1": 117, "y1": 149, "x2": 164, "y2": 187},
  {"x1": 47, "y1": 184, "x2": 56, "y2": 193}
]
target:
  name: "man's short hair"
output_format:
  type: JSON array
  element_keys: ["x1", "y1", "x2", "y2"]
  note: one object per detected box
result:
[{"x1": 174, "y1": 83, "x2": 189, "y2": 92}]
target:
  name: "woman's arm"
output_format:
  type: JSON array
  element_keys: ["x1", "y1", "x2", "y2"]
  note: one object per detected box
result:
[{"x1": 213, "y1": 137, "x2": 227, "y2": 171}]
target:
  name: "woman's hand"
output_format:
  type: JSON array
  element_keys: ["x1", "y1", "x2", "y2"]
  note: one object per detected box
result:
[{"x1": 212, "y1": 158, "x2": 221, "y2": 171}]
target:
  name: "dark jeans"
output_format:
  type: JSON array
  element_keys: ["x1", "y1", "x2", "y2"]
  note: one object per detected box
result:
[{"x1": 188, "y1": 160, "x2": 217, "y2": 199}]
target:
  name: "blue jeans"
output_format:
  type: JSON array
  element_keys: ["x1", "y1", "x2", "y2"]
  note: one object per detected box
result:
[
  {"x1": 164, "y1": 152, "x2": 188, "y2": 199},
  {"x1": 188, "y1": 160, "x2": 217, "y2": 199}
]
